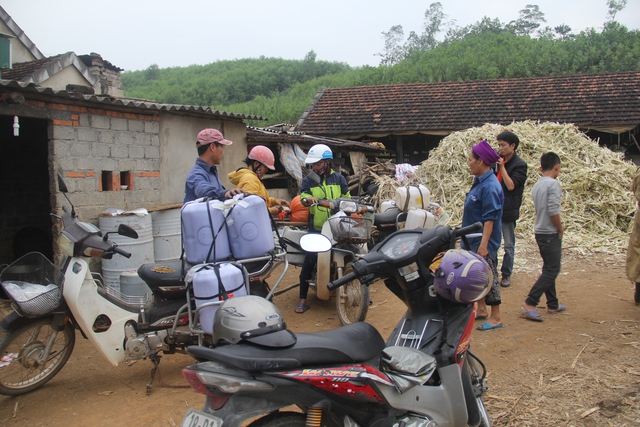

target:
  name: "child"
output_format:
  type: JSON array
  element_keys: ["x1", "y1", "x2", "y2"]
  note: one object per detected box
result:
[{"x1": 521, "y1": 152, "x2": 565, "y2": 322}]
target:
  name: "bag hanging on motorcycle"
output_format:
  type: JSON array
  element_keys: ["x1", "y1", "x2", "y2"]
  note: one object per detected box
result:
[
  {"x1": 192, "y1": 263, "x2": 246, "y2": 334},
  {"x1": 394, "y1": 185, "x2": 430, "y2": 212},
  {"x1": 225, "y1": 195, "x2": 275, "y2": 259},
  {"x1": 181, "y1": 199, "x2": 231, "y2": 264}
]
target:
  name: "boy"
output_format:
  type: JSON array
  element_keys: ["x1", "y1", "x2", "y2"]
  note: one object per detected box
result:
[{"x1": 521, "y1": 152, "x2": 565, "y2": 322}]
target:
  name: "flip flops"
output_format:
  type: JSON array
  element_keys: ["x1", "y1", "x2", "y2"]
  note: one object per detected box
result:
[
  {"x1": 521, "y1": 309, "x2": 544, "y2": 322},
  {"x1": 476, "y1": 322, "x2": 503, "y2": 331},
  {"x1": 295, "y1": 302, "x2": 310, "y2": 314},
  {"x1": 547, "y1": 305, "x2": 567, "y2": 314}
]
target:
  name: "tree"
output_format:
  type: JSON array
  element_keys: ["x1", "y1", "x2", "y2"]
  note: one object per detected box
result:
[
  {"x1": 509, "y1": 4, "x2": 546, "y2": 36},
  {"x1": 607, "y1": 0, "x2": 627, "y2": 21},
  {"x1": 145, "y1": 64, "x2": 160, "y2": 80},
  {"x1": 377, "y1": 25, "x2": 406, "y2": 66}
]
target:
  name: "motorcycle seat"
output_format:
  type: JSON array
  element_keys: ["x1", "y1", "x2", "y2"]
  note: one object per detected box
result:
[
  {"x1": 187, "y1": 322, "x2": 386, "y2": 371},
  {"x1": 374, "y1": 207, "x2": 406, "y2": 226}
]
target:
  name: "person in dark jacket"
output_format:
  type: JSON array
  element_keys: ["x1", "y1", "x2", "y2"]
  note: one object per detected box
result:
[{"x1": 494, "y1": 131, "x2": 528, "y2": 288}]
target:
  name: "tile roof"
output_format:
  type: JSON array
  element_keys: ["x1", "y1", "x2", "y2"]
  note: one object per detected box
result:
[
  {"x1": 0, "y1": 52, "x2": 96, "y2": 86},
  {"x1": 0, "y1": 79, "x2": 265, "y2": 121},
  {"x1": 296, "y1": 71, "x2": 640, "y2": 138},
  {"x1": 1, "y1": 55, "x2": 62, "y2": 80}
]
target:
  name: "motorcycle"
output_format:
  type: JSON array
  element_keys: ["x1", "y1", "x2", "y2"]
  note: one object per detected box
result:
[
  {"x1": 278, "y1": 195, "x2": 375, "y2": 326},
  {"x1": 0, "y1": 173, "x2": 287, "y2": 396},
  {"x1": 179, "y1": 222, "x2": 492, "y2": 427}
]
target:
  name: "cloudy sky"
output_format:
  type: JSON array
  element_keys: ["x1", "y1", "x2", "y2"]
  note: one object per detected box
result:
[{"x1": 3, "y1": 0, "x2": 639, "y2": 72}]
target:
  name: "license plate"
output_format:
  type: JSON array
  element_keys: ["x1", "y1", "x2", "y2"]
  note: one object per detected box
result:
[{"x1": 181, "y1": 408, "x2": 223, "y2": 427}]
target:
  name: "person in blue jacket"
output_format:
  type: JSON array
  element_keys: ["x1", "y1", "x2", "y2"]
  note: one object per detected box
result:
[{"x1": 462, "y1": 140, "x2": 505, "y2": 331}]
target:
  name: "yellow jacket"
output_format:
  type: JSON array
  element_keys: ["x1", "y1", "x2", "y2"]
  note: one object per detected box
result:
[{"x1": 228, "y1": 168, "x2": 277, "y2": 207}]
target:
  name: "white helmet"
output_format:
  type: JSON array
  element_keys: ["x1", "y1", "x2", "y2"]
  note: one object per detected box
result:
[
  {"x1": 305, "y1": 144, "x2": 333, "y2": 164},
  {"x1": 213, "y1": 296, "x2": 296, "y2": 347}
]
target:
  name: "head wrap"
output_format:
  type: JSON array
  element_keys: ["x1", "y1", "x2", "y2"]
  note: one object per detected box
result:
[{"x1": 472, "y1": 140, "x2": 500, "y2": 165}]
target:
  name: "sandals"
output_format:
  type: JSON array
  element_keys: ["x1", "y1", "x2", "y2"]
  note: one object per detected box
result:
[
  {"x1": 521, "y1": 309, "x2": 544, "y2": 322},
  {"x1": 547, "y1": 305, "x2": 567, "y2": 314},
  {"x1": 295, "y1": 302, "x2": 310, "y2": 313}
]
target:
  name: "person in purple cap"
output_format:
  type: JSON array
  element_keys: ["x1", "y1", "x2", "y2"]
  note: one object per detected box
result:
[
  {"x1": 184, "y1": 128, "x2": 245, "y2": 203},
  {"x1": 462, "y1": 140, "x2": 505, "y2": 331}
]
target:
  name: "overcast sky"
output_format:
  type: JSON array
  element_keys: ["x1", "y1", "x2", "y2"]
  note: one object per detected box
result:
[{"x1": 3, "y1": 0, "x2": 639, "y2": 72}]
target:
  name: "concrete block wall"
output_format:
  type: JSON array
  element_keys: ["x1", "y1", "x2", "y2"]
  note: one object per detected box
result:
[{"x1": 50, "y1": 103, "x2": 162, "y2": 223}]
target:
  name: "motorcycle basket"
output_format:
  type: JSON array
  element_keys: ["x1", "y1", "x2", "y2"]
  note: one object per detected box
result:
[
  {"x1": 328, "y1": 216, "x2": 372, "y2": 244},
  {"x1": 1, "y1": 252, "x2": 65, "y2": 318}
]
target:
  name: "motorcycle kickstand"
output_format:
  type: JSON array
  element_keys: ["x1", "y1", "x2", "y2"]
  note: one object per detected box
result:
[{"x1": 146, "y1": 354, "x2": 162, "y2": 395}]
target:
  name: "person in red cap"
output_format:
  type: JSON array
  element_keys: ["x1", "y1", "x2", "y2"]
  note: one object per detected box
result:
[
  {"x1": 462, "y1": 140, "x2": 505, "y2": 331},
  {"x1": 184, "y1": 128, "x2": 245, "y2": 203},
  {"x1": 228, "y1": 145, "x2": 290, "y2": 215}
]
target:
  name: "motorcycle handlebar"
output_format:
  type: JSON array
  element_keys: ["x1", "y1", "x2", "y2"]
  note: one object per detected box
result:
[
  {"x1": 453, "y1": 222, "x2": 483, "y2": 238},
  {"x1": 327, "y1": 271, "x2": 358, "y2": 291},
  {"x1": 113, "y1": 246, "x2": 132, "y2": 259}
]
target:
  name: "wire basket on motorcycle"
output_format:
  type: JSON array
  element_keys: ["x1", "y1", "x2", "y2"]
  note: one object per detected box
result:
[
  {"x1": 0, "y1": 252, "x2": 65, "y2": 318},
  {"x1": 328, "y1": 215, "x2": 372, "y2": 243}
]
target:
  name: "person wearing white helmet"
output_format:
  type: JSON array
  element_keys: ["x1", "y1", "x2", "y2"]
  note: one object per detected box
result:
[
  {"x1": 184, "y1": 128, "x2": 245, "y2": 203},
  {"x1": 295, "y1": 144, "x2": 350, "y2": 314},
  {"x1": 228, "y1": 145, "x2": 290, "y2": 215}
]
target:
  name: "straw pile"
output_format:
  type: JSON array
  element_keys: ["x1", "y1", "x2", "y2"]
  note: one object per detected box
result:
[{"x1": 374, "y1": 121, "x2": 638, "y2": 255}]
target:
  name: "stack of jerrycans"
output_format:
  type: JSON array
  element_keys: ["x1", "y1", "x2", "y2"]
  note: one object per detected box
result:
[{"x1": 181, "y1": 198, "x2": 242, "y2": 334}]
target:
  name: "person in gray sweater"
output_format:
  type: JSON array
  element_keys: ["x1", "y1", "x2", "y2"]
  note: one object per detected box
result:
[{"x1": 521, "y1": 152, "x2": 566, "y2": 322}]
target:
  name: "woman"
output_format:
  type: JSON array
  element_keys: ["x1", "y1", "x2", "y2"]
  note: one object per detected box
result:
[
  {"x1": 462, "y1": 140, "x2": 505, "y2": 330},
  {"x1": 228, "y1": 145, "x2": 290, "y2": 215}
]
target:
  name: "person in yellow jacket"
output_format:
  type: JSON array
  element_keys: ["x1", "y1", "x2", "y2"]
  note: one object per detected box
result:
[{"x1": 228, "y1": 145, "x2": 290, "y2": 216}]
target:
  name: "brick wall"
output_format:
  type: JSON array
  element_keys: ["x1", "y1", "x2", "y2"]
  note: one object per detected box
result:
[{"x1": 48, "y1": 103, "x2": 163, "y2": 222}]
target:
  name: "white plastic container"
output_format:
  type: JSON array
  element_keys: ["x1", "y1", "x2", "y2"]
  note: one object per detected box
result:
[
  {"x1": 181, "y1": 199, "x2": 231, "y2": 264},
  {"x1": 380, "y1": 200, "x2": 397, "y2": 213},
  {"x1": 226, "y1": 195, "x2": 275, "y2": 259},
  {"x1": 394, "y1": 185, "x2": 430, "y2": 212},
  {"x1": 405, "y1": 209, "x2": 437, "y2": 230},
  {"x1": 281, "y1": 226, "x2": 307, "y2": 266},
  {"x1": 192, "y1": 263, "x2": 246, "y2": 334}
]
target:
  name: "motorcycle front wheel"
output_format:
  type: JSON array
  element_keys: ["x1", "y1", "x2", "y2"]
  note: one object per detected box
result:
[
  {"x1": 0, "y1": 317, "x2": 75, "y2": 396},
  {"x1": 336, "y1": 266, "x2": 369, "y2": 325}
]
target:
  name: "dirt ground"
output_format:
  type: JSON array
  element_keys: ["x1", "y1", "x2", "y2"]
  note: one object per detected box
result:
[{"x1": 1, "y1": 242, "x2": 639, "y2": 427}]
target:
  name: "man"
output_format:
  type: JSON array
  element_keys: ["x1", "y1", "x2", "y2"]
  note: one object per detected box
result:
[
  {"x1": 184, "y1": 128, "x2": 244, "y2": 203},
  {"x1": 495, "y1": 131, "x2": 528, "y2": 288},
  {"x1": 295, "y1": 144, "x2": 350, "y2": 314}
]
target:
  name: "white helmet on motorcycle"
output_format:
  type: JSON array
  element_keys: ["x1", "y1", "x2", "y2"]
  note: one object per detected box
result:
[
  {"x1": 213, "y1": 295, "x2": 297, "y2": 347},
  {"x1": 305, "y1": 144, "x2": 333, "y2": 164}
]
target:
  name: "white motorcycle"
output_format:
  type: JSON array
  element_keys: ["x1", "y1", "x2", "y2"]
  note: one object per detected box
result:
[{"x1": 0, "y1": 173, "x2": 286, "y2": 395}]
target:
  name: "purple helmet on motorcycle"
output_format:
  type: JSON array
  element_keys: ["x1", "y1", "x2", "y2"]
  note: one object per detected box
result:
[{"x1": 433, "y1": 249, "x2": 492, "y2": 303}]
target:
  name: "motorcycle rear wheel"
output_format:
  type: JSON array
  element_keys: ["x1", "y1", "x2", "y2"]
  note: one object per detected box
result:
[
  {"x1": 0, "y1": 317, "x2": 75, "y2": 396},
  {"x1": 336, "y1": 266, "x2": 369, "y2": 325},
  {"x1": 249, "y1": 411, "x2": 307, "y2": 427}
]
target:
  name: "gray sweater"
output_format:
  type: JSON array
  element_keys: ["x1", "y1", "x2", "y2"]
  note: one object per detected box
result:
[{"x1": 532, "y1": 176, "x2": 562, "y2": 234}]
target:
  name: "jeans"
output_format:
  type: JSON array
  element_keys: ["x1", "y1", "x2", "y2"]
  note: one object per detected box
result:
[
  {"x1": 501, "y1": 221, "x2": 516, "y2": 277},
  {"x1": 525, "y1": 233, "x2": 562, "y2": 309}
]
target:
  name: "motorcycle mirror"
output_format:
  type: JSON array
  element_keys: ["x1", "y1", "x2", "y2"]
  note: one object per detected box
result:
[
  {"x1": 307, "y1": 171, "x2": 321, "y2": 186},
  {"x1": 300, "y1": 233, "x2": 332, "y2": 253},
  {"x1": 57, "y1": 173, "x2": 69, "y2": 193},
  {"x1": 117, "y1": 224, "x2": 139, "y2": 239}
]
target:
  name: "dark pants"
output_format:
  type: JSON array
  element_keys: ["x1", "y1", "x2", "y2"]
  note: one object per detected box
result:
[
  {"x1": 526, "y1": 233, "x2": 562, "y2": 310},
  {"x1": 299, "y1": 252, "x2": 318, "y2": 299}
]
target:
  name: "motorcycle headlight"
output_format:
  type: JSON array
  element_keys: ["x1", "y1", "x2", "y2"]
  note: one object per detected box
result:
[
  {"x1": 338, "y1": 200, "x2": 358, "y2": 213},
  {"x1": 58, "y1": 231, "x2": 75, "y2": 256}
]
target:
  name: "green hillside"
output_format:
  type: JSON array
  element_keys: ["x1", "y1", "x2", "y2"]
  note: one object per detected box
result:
[{"x1": 122, "y1": 3, "x2": 640, "y2": 126}]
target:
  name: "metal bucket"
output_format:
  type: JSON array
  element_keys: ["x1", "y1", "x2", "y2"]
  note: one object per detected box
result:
[
  {"x1": 98, "y1": 213, "x2": 155, "y2": 290},
  {"x1": 151, "y1": 208, "x2": 181, "y2": 262}
]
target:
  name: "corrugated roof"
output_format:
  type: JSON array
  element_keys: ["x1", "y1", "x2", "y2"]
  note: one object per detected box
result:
[
  {"x1": 297, "y1": 71, "x2": 640, "y2": 138},
  {"x1": 0, "y1": 79, "x2": 266, "y2": 120},
  {"x1": 246, "y1": 127, "x2": 385, "y2": 152}
]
